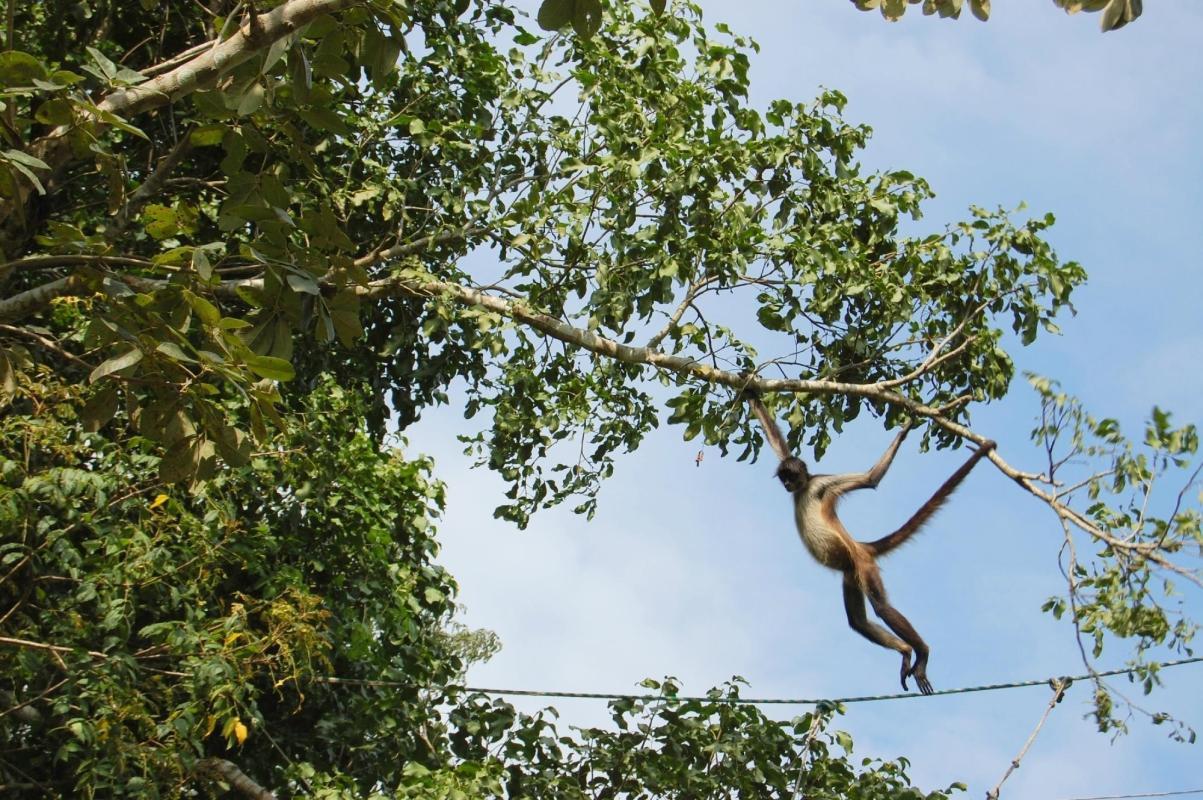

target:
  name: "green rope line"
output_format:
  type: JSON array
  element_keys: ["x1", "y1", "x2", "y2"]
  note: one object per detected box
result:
[{"x1": 318, "y1": 654, "x2": 1202, "y2": 706}]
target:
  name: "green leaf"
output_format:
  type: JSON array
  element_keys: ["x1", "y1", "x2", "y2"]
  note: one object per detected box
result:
[
  {"x1": 296, "y1": 106, "x2": 353, "y2": 135},
  {"x1": 85, "y1": 46, "x2": 119, "y2": 80},
  {"x1": 142, "y1": 204, "x2": 180, "y2": 239},
  {"x1": 289, "y1": 48, "x2": 312, "y2": 103},
  {"x1": 0, "y1": 351, "x2": 17, "y2": 405},
  {"x1": 572, "y1": 0, "x2": 603, "y2": 37},
  {"x1": 158, "y1": 437, "x2": 199, "y2": 484},
  {"x1": 184, "y1": 290, "x2": 221, "y2": 326},
  {"x1": 89, "y1": 348, "x2": 143, "y2": 383},
  {"x1": 35, "y1": 98, "x2": 74, "y2": 126},
  {"x1": 262, "y1": 35, "x2": 292, "y2": 75},
  {"x1": 244, "y1": 354, "x2": 295, "y2": 382},
  {"x1": 0, "y1": 51, "x2": 47, "y2": 85},
  {"x1": 88, "y1": 104, "x2": 150, "y2": 140},
  {"x1": 190, "y1": 124, "x2": 226, "y2": 147},
  {"x1": 3, "y1": 149, "x2": 51, "y2": 171},
  {"x1": 81, "y1": 385, "x2": 120, "y2": 432},
  {"x1": 236, "y1": 83, "x2": 266, "y2": 116},
  {"x1": 155, "y1": 341, "x2": 198, "y2": 364},
  {"x1": 3, "y1": 159, "x2": 45, "y2": 194},
  {"x1": 537, "y1": 0, "x2": 574, "y2": 31},
  {"x1": 192, "y1": 248, "x2": 213, "y2": 282},
  {"x1": 328, "y1": 291, "x2": 362, "y2": 346},
  {"x1": 215, "y1": 425, "x2": 252, "y2": 467},
  {"x1": 286, "y1": 273, "x2": 320, "y2": 295}
]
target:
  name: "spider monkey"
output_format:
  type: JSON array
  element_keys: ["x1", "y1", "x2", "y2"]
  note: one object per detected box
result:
[{"x1": 745, "y1": 391, "x2": 995, "y2": 694}]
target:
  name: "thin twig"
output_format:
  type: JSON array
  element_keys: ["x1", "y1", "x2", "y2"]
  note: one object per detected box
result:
[
  {"x1": 790, "y1": 704, "x2": 831, "y2": 800},
  {"x1": 110, "y1": 130, "x2": 194, "y2": 236},
  {"x1": 646, "y1": 275, "x2": 720, "y2": 350},
  {"x1": 0, "y1": 677, "x2": 67, "y2": 722},
  {"x1": 0, "y1": 323, "x2": 90, "y2": 369},
  {"x1": 986, "y1": 678, "x2": 1072, "y2": 800}
]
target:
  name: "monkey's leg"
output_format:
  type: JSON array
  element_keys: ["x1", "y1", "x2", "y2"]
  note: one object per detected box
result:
[
  {"x1": 863, "y1": 571, "x2": 933, "y2": 695},
  {"x1": 841, "y1": 574, "x2": 915, "y2": 682}
]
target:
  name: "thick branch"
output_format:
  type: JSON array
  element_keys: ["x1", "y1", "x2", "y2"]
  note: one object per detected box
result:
[
  {"x1": 0, "y1": 275, "x2": 83, "y2": 321},
  {"x1": 0, "y1": 0, "x2": 356, "y2": 243},
  {"x1": 98, "y1": 0, "x2": 354, "y2": 120},
  {"x1": 197, "y1": 759, "x2": 276, "y2": 800}
]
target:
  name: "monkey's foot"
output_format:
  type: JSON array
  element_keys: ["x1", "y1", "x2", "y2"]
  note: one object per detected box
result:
[
  {"x1": 900, "y1": 653, "x2": 934, "y2": 695},
  {"x1": 898, "y1": 653, "x2": 913, "y2": 691},
  {"x1": 909, "y1": 668, "x2": 934, "y2": 695}
]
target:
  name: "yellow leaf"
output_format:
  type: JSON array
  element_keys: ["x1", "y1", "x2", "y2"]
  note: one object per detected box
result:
[
  {"x1": 149, "y1": 494, "x2": 168, "y2": 510},
  {"x1": 234, "y1": 719, "x2": 248, "y2": 745}
]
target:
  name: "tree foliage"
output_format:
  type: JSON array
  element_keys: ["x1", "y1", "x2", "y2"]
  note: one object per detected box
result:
[
  {"x1": 846, "y1": 0, "x2": 1142, "y2": 30},
  {"x1": 537, "y1": 0, "x2": 1144, "y2": 35},
  {"x1": 0, "y1": 0, "x2": 1197, "y2": 795}
]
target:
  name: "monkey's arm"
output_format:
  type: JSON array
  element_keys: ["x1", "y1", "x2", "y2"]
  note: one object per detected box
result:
[
  {"x1": 746, "y1": 393, "x2": 792, "y2": 462},
  {"x1": 821, "y1": 426, "x2": 911, "y2": 494}
]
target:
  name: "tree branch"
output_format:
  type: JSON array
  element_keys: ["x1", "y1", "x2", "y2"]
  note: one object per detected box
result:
[
  {"x1": 97, "y1": 0, "x2": 351, "y2": 120},
  {"x1": 986, "y1": 678, "x2": 1071, "y2": 800},
  {"x1": 110, "y1": 131, "x2": 194, "y2": 237},
  {"x1": 0, "y1": 635, "x2": 110, "y2": 661},
  {"x1": 0, "y1": 323, "x2": 90, "y2": 369},
  {"x1": 0, "y1": 0, "x2": 356, "y2": 242},
  {"x1": 197, "y1": 758, "x2": 277, "y2": 800},
  {"x1": 5, "y1": 259, "x2": 1196, "y2": 588},
  {"x1": 350, "y1": 273, "x2": 1202, "y2": 583},
  {"x1": 0, "y1": 275, "x2": 84, "y2": 321},
  {"x1": 0, "y1": 254, "x2": 155, "y2": 281},
  {"x1": 646, "y1": 275, "x2": 720, "y2": 350}
]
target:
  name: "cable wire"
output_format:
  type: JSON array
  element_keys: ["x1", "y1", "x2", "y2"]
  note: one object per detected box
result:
[
  {"x1": 1057, "y1": 790, "x2": 1203, "y2": 800},
  {"x1": 316, "y1": 654, "x2": 1203, "y2": 706}
]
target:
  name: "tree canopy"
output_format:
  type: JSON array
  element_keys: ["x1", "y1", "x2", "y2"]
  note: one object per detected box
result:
[
  {"x1": 0, "y1": 0, "x2": 1196, "y2": 796},
  {"x1": 535, "y1": 0, "x2": 1145, "y2": 38}
]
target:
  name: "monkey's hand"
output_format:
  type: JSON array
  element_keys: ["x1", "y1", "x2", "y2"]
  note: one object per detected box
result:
[{"x1": 736, "y1": 371, "x2": 761, "y2": 400}]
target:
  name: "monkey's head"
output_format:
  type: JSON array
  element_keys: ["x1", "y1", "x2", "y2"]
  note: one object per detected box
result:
[{"x1": 776, "y1": 456, "x2": 810, "y2": 493}]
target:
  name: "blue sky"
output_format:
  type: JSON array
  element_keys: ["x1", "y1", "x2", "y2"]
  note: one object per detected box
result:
[{"x1": 409, "y1": 2, "x2": 1203, "y2": 797}]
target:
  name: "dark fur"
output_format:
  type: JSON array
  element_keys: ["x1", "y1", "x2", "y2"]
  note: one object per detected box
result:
[{"x1": 775, "y1": 456, "x2": 809, "y2": 493}]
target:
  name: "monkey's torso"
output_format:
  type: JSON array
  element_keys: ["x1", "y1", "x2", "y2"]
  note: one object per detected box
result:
[{"x1": 792, "y1": 476, "x2": 859, "y2": 572}]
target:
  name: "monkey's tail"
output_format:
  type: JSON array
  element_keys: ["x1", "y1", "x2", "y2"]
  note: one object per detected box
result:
[
  {"x1": 863, "y1": 444, "x2": 994, "y2": 557},
  {"x1": 746, "y1": 393, "x2": 792, "y2": 462}
]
